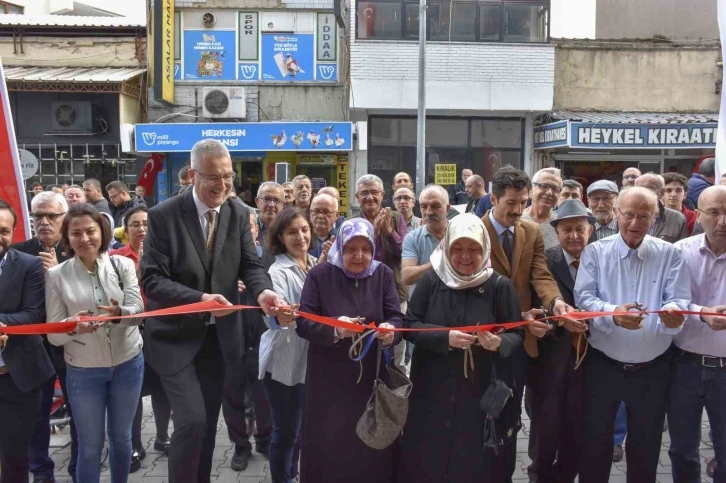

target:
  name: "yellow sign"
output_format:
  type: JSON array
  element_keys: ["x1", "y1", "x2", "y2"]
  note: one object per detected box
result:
[
  {"x1": 154, "y1": 0, "x2": 175, "y2": 104},
  {"x1": 434, "y1": 164, "x2": 457, "y2": 185},
  {"x1": 337, "y1": 157, "x2": 349, "y2": 217}
]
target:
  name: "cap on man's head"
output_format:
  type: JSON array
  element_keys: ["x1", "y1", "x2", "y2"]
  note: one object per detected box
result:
[
  {"x1": 550, "y1": 199, "x2": 596, "y2": 227},
  {"x1": 587, "y1": 180, "x2": 619, "y2": 196}
]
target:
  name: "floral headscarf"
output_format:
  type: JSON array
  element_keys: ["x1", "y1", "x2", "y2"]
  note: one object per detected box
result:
[
  {"x1": 430, "y1": 213, "x2": 493, "y2": 290},
  {"x1": 327, "y1": 218, "x2": 381, "y2": 279}
]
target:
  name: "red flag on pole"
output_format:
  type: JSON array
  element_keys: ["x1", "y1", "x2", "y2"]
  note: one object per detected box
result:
[
  {"x1": 0, "y1": 60, "x2": 30, "y2": 243},
  {"x1": 137, "y1": 153, "x2": 165, "y2": 194}
]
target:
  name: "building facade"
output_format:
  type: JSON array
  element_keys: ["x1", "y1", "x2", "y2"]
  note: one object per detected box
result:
[
  {"x1": 348, "y1": 0, "x2": 554, "y2": 195},
  {"x1": 141, "y1": 0, "x2": 353, "y2": 213},
  {"x1": 0, "y1": 7, "x2": 147, "y2": 197}
]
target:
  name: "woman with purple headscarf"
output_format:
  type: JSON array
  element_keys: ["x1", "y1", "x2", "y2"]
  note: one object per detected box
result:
[{"x1": 296, "y1": 218, "x2": 403, "y2": 483}]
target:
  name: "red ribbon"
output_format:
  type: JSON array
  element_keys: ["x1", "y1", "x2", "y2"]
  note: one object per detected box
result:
[{"x1": 0, "y1": 302, "x2": 719, "y2": 336}]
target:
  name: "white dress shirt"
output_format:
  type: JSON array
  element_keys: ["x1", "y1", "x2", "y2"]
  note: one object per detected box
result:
[
  {"x1": 575, "y1": 234, "x2": 691, "y2": 363},
  {"x1": 674, "y1": 234, "x2": 726, "y2": 357}
]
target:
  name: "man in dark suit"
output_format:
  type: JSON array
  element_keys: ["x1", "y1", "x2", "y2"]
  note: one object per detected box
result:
[
  {"x1": 0, "y1": 200, "x2": 55, "y2": 483},
  {"x1": 481, "y1": 166, "x2": 574, "y2": 480},
  {"x1": 12, "y1": 190, "x2": 78, "y2": 483},
  {"x1": 527, "y1": 200, "x2": 593, "y2": 483},
  {"x1": 141, "y1": 140, "x2": 283, "y2": 483}
]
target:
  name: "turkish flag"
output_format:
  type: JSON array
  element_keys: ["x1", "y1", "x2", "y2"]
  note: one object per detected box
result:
[
  {"x1": 137, "y1": 153, "x2": 165, "y2": 193},
  {"x1": 0, "y1": 61, "x2": 30, "y2": 243}
]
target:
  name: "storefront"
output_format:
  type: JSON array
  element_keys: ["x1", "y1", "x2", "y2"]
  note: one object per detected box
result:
[
  {"x1": 367, "y1": 116, "x2": 526, "y2": 193},
  {"x1": 534, "y1": 112, "x2": 717, "y2": 190},
  {"x1": 134, "y1": 121, "x2": 354, "y2": 215}
]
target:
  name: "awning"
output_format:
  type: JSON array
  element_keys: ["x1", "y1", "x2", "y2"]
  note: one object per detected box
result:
[
  {"x1": 4, "y1": 66, "x2": 146, "y2": 97},
  {"x1": 534, "y1": 111, "x2": 719, "y2": 150}
]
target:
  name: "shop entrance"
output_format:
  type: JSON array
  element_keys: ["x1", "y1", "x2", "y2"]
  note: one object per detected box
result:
[
  {"x1": 556, "y1": 160, "x2": 638, "y2": 193},
  {"x1": 233, "y1": 159, "x2": 263, "y2": 205}
]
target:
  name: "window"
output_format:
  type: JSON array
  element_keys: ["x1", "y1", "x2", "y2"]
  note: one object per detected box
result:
[
  {"x1": 357, "y1": 0, "x2": 548, "y2": 42},
  {"x1": 0, "y1": 2, "x2": 23, "y2": 14},
  {"x1": 368, "y1": 116, "x2": 524, "y2": 192}
]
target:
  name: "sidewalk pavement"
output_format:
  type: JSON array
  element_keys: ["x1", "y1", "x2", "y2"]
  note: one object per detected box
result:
[{"x1": 44, "y1": 397, "x2": 714, "y2": 483}]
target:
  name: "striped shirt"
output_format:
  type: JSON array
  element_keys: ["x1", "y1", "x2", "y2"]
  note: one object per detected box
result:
[{"x1": 593, "y1": 218, "x2": 618, "y2": 240}]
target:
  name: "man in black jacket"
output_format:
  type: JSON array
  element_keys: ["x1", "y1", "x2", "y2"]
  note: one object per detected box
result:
[
  {"x1": 106, "y1": 180, "x2": 146, "y2": 227},
  {"x1": 12, "y1": 191, "x2": 78, "y2": 483},
  {"x1": 0, "y1": 200, "x2": 55, "y2": 483},
  {"x1": 141, "y1": 139, "x2": 283, "y2": 483},
  {"x1": 527, "y1": 200, "x2": 593, "y2": 483}
]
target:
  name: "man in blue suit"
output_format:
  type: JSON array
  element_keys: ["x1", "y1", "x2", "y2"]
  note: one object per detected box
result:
[{"x1": 0, "y1": 199, "x2": 55, "y2": 483}]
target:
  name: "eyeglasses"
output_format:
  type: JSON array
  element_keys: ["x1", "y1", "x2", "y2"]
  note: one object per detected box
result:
[
  {"x1": 32, "y1": 212, "x2": 65, "y2": 222},
  {"x1": 358, "y1": 190, "x2": 383, "y2": 198},
  {"x1": 617, "y1": 208, "x2": 654, "y2": 222},
  {"x1": 127, "y1": 222, "x2": 148, "y2": 229},
  {"x1": 108, "y1": 191, "x2": 123, "y2": 200},
  {"x1": 533, "y1": 182, "x2": 562, "y2": 194},
  {"x1": 256, "y1": 196, "x2": 283, "y2": 206},
  {"x1": 311, "y1": 209, "x2": 337, "y2": 217},
  {"x1": 194, "y1": 171, "x2": 236, "y2": 184},
  {"x1": 394, "y1": 196, "x2": 414, "y2": 202},
  {"x1": 697, "y1": 209, "x2": 726, "y2": 219}
]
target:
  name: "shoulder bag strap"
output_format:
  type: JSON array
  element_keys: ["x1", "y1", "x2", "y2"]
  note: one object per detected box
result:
[{"x1": 109, "y1": 255, "x2": 124, "y2": 292}]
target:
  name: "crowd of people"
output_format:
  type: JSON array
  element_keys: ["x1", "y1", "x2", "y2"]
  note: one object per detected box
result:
[{"x1": 1, "y1": 140, "x2": 725, "y2": 483}]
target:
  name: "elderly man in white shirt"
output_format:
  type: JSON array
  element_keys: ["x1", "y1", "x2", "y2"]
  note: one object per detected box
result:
[{"x1": 575, "y1": 186, "x2": 691, "y2": 483}]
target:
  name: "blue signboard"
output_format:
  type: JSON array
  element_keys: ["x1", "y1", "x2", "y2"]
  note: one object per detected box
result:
[
  {"x1": 534, "y1": 120, "x2": 719, "y2": 150},
  {"x1": 135, "y1": 122, "x2": 354, "y2": 153},
  {"x1": 570, "y1": 122, "x2": 718, "y2": 149},
  {"x1": 238, "y1": 63, "x2": 260, "y2": 80},
  {"x1": 261, "y1": 33, "x2": 316, "y2": 81},
  {"x1": 173, "y1": 63, "x2": 182, "y2": 81},
  {"x1": 533, "y1": 121, "x2": 568, "y2": 149},
  {"x1": 183, "y1": 30, "x2": 236, "y2": 80}
]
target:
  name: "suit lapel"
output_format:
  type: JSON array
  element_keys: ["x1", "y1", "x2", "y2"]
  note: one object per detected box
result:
[
  {"x1": 483, "y1": 213, "x2": 510, "y2": 277},
  {"x1": 181, "y1": 193, "x2": 211, "y2": 273},
  {"x1": 511, "y1": 222, "x2": 525, "y2": 277},
  {"x1": 0, "y1": 250, "x2": 19, "y2": 293},
  {"x1": 551, "y1": 249, "x2": 575, "y2": 297},
  {"x1": 211, "y1": 202, "x2": 230, "y2": 271}
]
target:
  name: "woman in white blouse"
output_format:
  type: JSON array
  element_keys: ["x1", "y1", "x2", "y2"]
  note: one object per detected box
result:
[
  {"x1": 259, "y1": 207, "x2": 327, "y2": 483},
  {"x1": 46, "y1": 203, "x2": 144, "y2": 483}
]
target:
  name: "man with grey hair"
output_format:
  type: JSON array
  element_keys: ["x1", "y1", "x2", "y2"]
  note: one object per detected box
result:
[
  {"x1": 12, "y1": 191, "x2": 79, "y2": 483},
  {"x1": 449, "y1": 168, "x2": 473, "y2": 203},
  {"x1": 576, "y1": 186, "x2": 690, "y2": 482},
  {"x1": 282, "y1": 182, "x2": 294, "y2": 207},
  {"x1": 635, "y1": 173, "x2": 689, "y2": 243},
  {"x1": 309, "y1": 192, "x2": 339, "y2": 259},
  {"x1": 82, "y1": 178, "x2": 111, "y2": 215},
  {"x1": 254, "y1": 181, "x2": 284, "y2": 246},
  {"x1": 523, "y1": 167, "x2": 563, "y2": 249},
  {"x1": 622, "y1": 167, "x2": 641, "y2": 188},
  {"x1": 141, "y1": 139, "x2": 285, "y2": 481},
  {"x1": 292, "y1": 175, "x2": 312, "y2": 211},
  {"x1": 394, "y1": 187, "x2": 421, "y2": 233},
  {"x1": 353, "y1": 173, "x2": 408, "y2": 371}
]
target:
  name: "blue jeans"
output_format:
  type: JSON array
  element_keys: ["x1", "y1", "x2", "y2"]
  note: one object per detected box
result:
[
  {"x1": 668, "y1": 353, "x2": 726, "y2": 483},
  {"x1": 263, "y1": 373, "x2": 304, "y2": 483},
  {"x1": 67, "y1": 353, "x2": 144, "y2": 483},
  {"x1": 614, "y1": 401, "x2": 627, "y2": 446}
]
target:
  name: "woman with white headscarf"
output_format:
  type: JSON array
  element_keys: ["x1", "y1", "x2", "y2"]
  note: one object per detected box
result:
[{"x1": 397, "y1": 213, "x2": 524, "y2": 483}]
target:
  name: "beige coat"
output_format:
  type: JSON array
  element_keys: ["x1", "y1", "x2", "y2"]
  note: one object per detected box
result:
[{"x1": 46, "y1": 253, "x2": 144, "y2": 368}]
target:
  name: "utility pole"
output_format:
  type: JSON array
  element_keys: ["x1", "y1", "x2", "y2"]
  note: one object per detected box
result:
[{"x1": 415, "y1": 0, "x2": 427, "y2": 198}]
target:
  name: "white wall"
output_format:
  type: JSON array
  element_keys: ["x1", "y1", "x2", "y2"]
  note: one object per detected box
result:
[
  {"x1": 17, "y1": 0, "x2": 146, "y2": 18},
  {"x1": 550, "y1": 0, "x2": 596, "y2": 39}
]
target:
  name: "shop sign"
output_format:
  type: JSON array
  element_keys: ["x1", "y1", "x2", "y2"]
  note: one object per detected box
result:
[
  {"x1": 312, "y1": 177, "x2": 327, "y2": 189},
  {"x1": 535, "y1": 120, "x2": 719, "y2": 150},
  {"x1": 337, "y1": 157, "x2": 349, "y2": 216},
  {"x1": 317, "y1": 13, "x2": 337, "y2": 62},
  {"x1": 533, "y1": 121, "x2": 568, "y2": 149},
  {"x1": 183, "y1": 30, "x2": 236, "y2": 80},
  {"x1": 434, "y1": 164, "x2": 457, "y2": 185},
  {"x1": 262, "y1": 33, "x2": 315, "y2": 81},
  {"x1": 300, "y1": 155, "x2": 336, "y2": 164},
  {"x1": 135, "y1": 122, "x2": 353, "y2": 153},
  {"x1": 153, "y1": 0, "x2": 175, "y2": 104},
  {"x1": 18, "y1": 149, "x2": 38, "y2": 179},
  {"x1": 238, "y1": 12, "x2": 259, "y2": 61}
]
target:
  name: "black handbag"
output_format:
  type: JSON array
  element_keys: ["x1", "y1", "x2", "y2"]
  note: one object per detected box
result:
[{"x1": 478, "y1": 274, "x2": 520, "y2": 454}]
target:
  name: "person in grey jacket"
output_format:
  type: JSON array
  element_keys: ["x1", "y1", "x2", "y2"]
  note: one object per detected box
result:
[
  {"x1": 635, "y1": 174, "x2": 689, "y2": 243},
  {"x1": 259, "y1": 207, "x2": 324, "y2": 483},
  {"x1": 46, "y1": 203, "x2": 144, "y2": 483}
]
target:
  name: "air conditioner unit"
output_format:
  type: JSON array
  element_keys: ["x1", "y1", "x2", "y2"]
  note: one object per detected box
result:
[
  {"x1": 202, "y1": 87, "x2": 246, "y2": 119},
  {"x1": 51, "y1": 101, "x2": 93, "y2": 132}
]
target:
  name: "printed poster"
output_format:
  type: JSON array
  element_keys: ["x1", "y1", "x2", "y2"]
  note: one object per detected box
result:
[
  {"x1": 183, "y1": 30, "x2": 236, "y2": 80},
  {"x1": 261, "y1": 33, "x2": 315, "y2": 81}
]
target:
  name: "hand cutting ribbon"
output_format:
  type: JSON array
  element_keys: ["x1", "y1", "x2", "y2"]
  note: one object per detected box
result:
[{"x1": 0, "y1": 302, "x2": 723, "y2": 336}]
